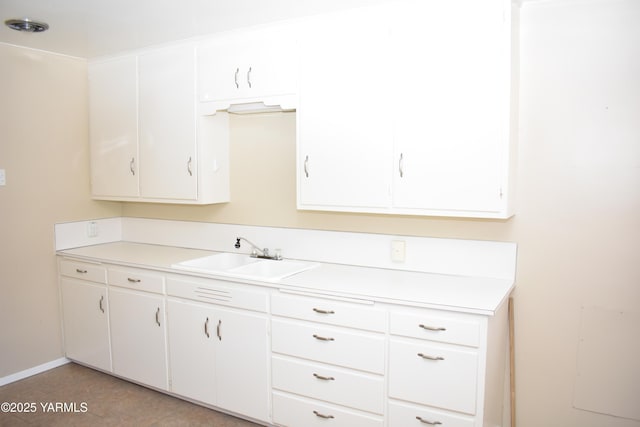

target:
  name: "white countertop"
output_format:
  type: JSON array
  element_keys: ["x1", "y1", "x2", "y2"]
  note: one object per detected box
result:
[{"x1": 58, "y1": 241, "x2": 514, "y2": 316}]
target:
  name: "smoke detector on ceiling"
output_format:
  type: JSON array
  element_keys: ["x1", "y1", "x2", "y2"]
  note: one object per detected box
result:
[{"x1": 5, "y1": 18, "x2": 49, "y2": 33}]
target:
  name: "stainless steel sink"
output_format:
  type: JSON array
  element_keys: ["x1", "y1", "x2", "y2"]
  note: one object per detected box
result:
[{"x1": 172, "y1": 253, "x2": 318, "y2": 281}]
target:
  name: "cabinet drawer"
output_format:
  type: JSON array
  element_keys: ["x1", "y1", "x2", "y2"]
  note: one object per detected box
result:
[
  {"x1": 108, "y1": 267, "x2": 164, "y2": 294},
  {"x1": 166, "y1": 276, "x2": 268, "y2": 312},
  {"x1": 390, "y1": 310, "x2": 481, "y2": 347},
  {"x1": 60, "y1": 259, "x2": 106, "y2": 284},
  {"x1": 388, "y1": 339, "x2": 478, "y2": 415},
  {"x1": 388, "y1": 400, "x2": 475, "y2": 427},
  {"x1": 272, "y1": 356, "x2": 384, "y2": 414},
  {"x1": 271, "y1": 319, "x2": 385, "y2": 374},
  {"x1": 271, "y1": 293, "x2": 386, "y2": 332},
  {"x1": 273, "y1": 392, "x2": 383, "y2": 427}
]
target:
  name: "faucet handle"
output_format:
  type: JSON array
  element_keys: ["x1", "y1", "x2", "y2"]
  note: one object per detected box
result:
[{"x1": 263, "y1": 248, "x2": 270, "y2": 257}]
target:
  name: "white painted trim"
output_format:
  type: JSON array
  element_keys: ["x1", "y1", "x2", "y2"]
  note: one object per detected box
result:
[{"x1": 0, "y1": 358, "x2": 70, "y2": 387}]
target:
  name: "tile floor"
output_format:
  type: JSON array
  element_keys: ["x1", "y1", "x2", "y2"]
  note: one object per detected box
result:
[{"x1": 0, "y1": 363, "x2": 262, "y2": 426}]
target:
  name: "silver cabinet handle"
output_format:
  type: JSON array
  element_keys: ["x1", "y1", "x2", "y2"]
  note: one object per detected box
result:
[
  {"x1": 419, "y1": 324, "x2": 446, "y2": 332},
  {"x1": 155, "y1": 307, "x2": 161, "y2": 327},
  {"x1": 418, "y1": 353, "x2": 444, "y2": 361},
  {"x1": 127, "y1": 278, "x2": 141, "y2": 283},
  {"x1": 313, "y1": 411, "x2": 334, "y2": 419},
  {"x1": 313, "y1": 373, "x2": 335, "y2": 381},
  {"x1": 416, "y1": 416, "x2": 442, "y2": 425},
  {"x1": 75, "y1": 268, "x2": 87, "y2": 274},
  {"x1": 99, "y1": 295, "x2": 105, "y2": 313},
  {"x1": 399, "y1": 153, "x2": 404, "y2": 178},
  {"x1": 217, "y1": 319, "x2": 222, "y2": 341},
  {"x1": 130, "y1": 157, "x2": 135, "y2": 176},
  {"x1": 313, "y1": 334, "x2": 334, "y2": 342},
  {"x1": 247, "y1": 66, "x2": 252, "y2": 88},
  {"x1": 312, "y1": 308, "x2": 335, "y2": 315},
  {"x1": 187, "y1": 156, "x2": 193, "y2": 177},
  {"x1": 234, "y1": 67, "x2": 239, "y2": 89},
  {"x1": 204, "y1": 317, "x2": 210, "y2": 338},
  {"x1": 304, "y1": 155, "x2": 309, "y2": 178}
]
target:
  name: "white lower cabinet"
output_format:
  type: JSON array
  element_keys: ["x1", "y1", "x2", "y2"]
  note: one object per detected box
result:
[
  {"x1": 166, "y1": 275, "x2": 270, "y2": 422},
  {"x1": 271, "y1": 293, "x2": 386, "y2": 427},
  {"x1": 273, "y1": 393, "x2": 384, "y2": 427},
  {"x1": 109, "y1": 288, "x2": 168, "y2": 390},
  {"x1": 388, "y1": 401, "x2": 475, "y2": 427},
  {"x1": 60, "y1": 279, "x2": 111, "y2": 371},
  {"x1": 59, "y1": 255, "x2": 509, "y2": 427},
  {"x1": 166, "y1": 299, "x2": 216, "y2": 405},
  {"x1": 388, "y1": 339, "x2": 479, "y2": 415},
  {"x1": 167, "y1": 298, "x2": 269, "y2": 422}
]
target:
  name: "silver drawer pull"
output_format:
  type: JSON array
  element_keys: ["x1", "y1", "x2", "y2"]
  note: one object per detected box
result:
[
  {"x1": 155, "y1": 307, "x2": 161, "y2": 327},
  {"x1": 418, "y1": 353, "x2": 444, "y2": 361},
  {"x1": 75, "y1": 268, "x2": 88, "y2": 274},
  {"x1": 312, "y1": 308, "x2": 335, "y2": 315},
  {"x1": 313, "y1": 334, "x2": 335, "y2": 342},
  {"x1": 204, "y1": 317, "x2": 210, "y2": 338},
  {"x1": 313, "y1": 410, "x2": 335, "y2": 419},
  {"x1": 416, "y1": 416, "x2": 442, "y2": 425},
  {"x1": 127, "y1": 278, "x2": 141, "y2": 283},
  {"x1": 313, "y1": 373, "x2": 335, "y2": 381},
  {"x1": 99, "y1": 296, "x2": 105, "y2": 313},
  {"x1": 217, "y1": 319, "x2": 222, "y2": 341},
  {"x1": 419, "y1": 324, "x2": 446, "y2": 332}
]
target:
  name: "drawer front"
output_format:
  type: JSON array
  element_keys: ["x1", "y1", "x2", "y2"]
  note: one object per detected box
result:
[
  {"x1": 390, "y1": 310, "x2": 481, "y2": 347},
  {"x1": 271, "y1": 319, "x2": 385, "y2": 374},
  {"x1": 108, "y1": 267, "x2": 164, "y2": 294},
  {"x1": 271, "y1": 293, "x2": 386, "y2": 332},
  {"x1": 388, "y1": 339, "x2": 478, "y2": 415},
  {"x1": 273, "y1": 392, "x2": 383, "y2": 427},
  {"x1": 388, "y1": 401, "x2": 475, "y2": 427},
  {"x1": 272, "y1": 356, "x2": 384, "y2": 414},
  {"x1": 60, "y1": 259, "x2": 106, "y2": 284},
  {"x1": 166, "y1": 276, "x2": 268, "y2": 312}
]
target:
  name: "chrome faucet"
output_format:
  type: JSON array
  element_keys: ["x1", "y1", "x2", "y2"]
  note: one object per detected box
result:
[{"x1": 235, "y1": 237, "x2": 282, "y2": 260}]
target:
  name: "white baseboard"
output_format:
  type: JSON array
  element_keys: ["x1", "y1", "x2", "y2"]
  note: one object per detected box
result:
[{"x1": 0, "y1": 358, "x2": 70, "y2": 387}]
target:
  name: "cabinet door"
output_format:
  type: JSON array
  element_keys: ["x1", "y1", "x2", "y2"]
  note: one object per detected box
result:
[
  {"x1": 391, "y1": 0, "x2": 507, "y2": 214},
  {"x1": 215, "y1": 307, "x2": 269, "y2": 422},
  {"x1": 88, "y1": 56, "x2": 139, "y2": 198},
  {"x1": 138, "y1": 44, "x2": 197, "y2": 200},
  {"x1": 388, "y1": 338, "x2": 479, "y2": 415},
  {"x1": 167, "y1": 299, "x2": 216, "y2": 405},
  {"x1": 60, "y1": 278, "x2": 111, "y2": 372},
  {"x1": 297, "y1": 7, "x2": 393, "y2": 210},
  {"x1": 198, "y1": 26, "x2": 297, "y2": 107},
  {"x1": 109, "y1": 288, "x2": 167, "y2": 390}
]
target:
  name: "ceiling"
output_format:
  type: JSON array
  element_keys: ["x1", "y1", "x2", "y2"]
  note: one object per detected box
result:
[{"x1": 0, "y1": 0, "x2": 395, "y2": 58}]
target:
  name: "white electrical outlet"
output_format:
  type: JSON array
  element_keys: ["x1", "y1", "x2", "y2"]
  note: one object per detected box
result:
[
  {"x1": 87, "y1": 221, "x2": 99, "y2": 238},
  {"x1": 391, "y1": 240, "x2": 406, "y2": 262}
]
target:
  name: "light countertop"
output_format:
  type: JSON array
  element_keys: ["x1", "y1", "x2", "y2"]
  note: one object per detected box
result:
[{"x1": 58, "y1": 241, "x2": 513, "y2": 316}]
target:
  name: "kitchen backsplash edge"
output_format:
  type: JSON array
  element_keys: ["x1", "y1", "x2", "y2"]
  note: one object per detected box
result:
[{"x1": 55, "y1": 217, "x2": 517, "y2": 280}]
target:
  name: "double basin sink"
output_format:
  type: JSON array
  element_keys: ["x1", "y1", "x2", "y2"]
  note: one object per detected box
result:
[{"x1": 172, "y1": 252, "x2": 318, "y2": 282}]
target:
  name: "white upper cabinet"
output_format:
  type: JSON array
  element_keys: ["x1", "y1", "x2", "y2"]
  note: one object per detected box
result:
[
  {"x1": 297, "y1": 7, "x2": 393, "y2": 210},
  {"x1": 198, "y1": 25, "x2": 298, "y2": 113},
  {"x1": 297, "y1": 0, "x2": 518, "y2": 218},
  {"x1": 88, "y1": 56, "x2": 139, "y2": 198},
  {"x1": 88, "y1": 42, "x2": 230, "y2": 204},
  {"x1": 391, "y1": 0, "x2": 514, "y2": 217},
  {"x1": 138, "y1": 45, "x2": 197, "y2": 200}
]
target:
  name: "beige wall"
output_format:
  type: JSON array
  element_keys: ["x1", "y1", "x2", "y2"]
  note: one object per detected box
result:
[
  {"x1": 0, "y1": 44, "x2": 121, "y2": 376},
  {"x1": 1, "y1": 0, "x2": 638, "y2": 426}
]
